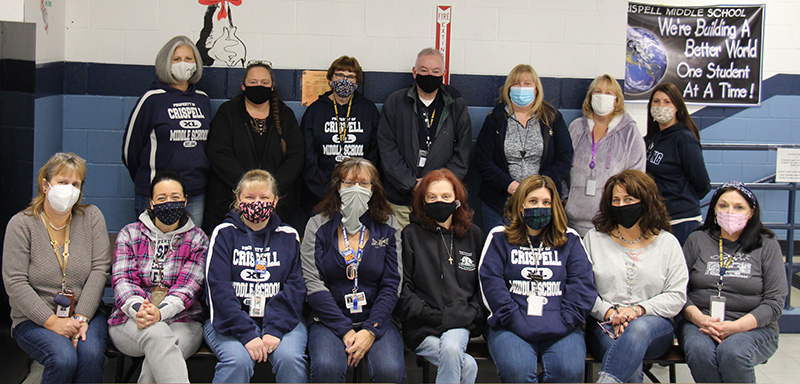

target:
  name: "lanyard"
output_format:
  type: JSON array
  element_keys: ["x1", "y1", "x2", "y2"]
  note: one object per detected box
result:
[
  {"x1": 423, "y1": 108, "x2": 437, "y2": 150},
  {"x1": 246, "y1": 226, "x2": 272, "y2": 273},
  {"x1": 589, "y1": 129, "x2": 599, "y2": 170},
  {"x1": 332, "y1": 97, "x2": 353, "y2": 144},
  {"x1": 342, "y1": 225, "x2": 366, "y2": 293},
  {"x1": 41, "y1": 214, "x2": 71, "y2": 292},
  {"x1": 524, "y1": 235, "x2": 544, "y2": 283},
  {"x1": 717, "y1": 237, "x2": 740, "y2": 297}
]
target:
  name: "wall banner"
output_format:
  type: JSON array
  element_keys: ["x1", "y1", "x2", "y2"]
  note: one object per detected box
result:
[{"x1": 625, "y1": 2, "x2": 764, "y2": 106}]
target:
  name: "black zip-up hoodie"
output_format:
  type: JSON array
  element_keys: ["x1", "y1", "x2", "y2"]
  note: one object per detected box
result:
[{"x1": 395, "y1": 214, "x2": 486, "y2": 349}]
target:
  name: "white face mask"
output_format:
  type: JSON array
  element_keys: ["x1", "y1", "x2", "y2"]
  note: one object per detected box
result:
[
  {"x1": 650, "y1": 105, "x2": 676, "y2": 124},
  {"x1": 591, "y1": 94, "x2": 616, "y2": 117},
  {"x1": 171, "y1": 61, "x2": 196, "y2": 82},
  {"x1": 47, "y1": 182, "x2": 81, "y2": 213},
  {"x1": 340, "y1": 185, "x2": 372, "y2": 234}
]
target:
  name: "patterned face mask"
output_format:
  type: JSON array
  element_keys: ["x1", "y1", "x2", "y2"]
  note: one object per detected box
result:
[
  {"x1": 522, "y1": 207, "x2": 552, "y2": 230},
  {"x1": 331, "y1": 78, "x2": 357, "y2": 98},
  {"x1": 151, "y1": 201, "x2": 185, "y2": 226},
  {"x1": 239, "y1": 200, "x2": 275, "y2": 224},
  {"x1": 650, "y1": 105, "x2": 676, "y2": 124}
]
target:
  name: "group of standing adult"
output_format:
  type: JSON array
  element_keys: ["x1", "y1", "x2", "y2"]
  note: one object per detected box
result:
[{"x1": 1, "y1": 34, "x2": 787, "y2": 384}]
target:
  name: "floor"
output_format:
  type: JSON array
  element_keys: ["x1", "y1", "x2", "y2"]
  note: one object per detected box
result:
[{"x1": 3, "y1": 287, "x2": 800, "y2": 383}]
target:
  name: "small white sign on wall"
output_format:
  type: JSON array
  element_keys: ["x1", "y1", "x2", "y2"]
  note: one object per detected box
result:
[{"x1": 775, "y1": 148, "x2": 800, "y2": 183}]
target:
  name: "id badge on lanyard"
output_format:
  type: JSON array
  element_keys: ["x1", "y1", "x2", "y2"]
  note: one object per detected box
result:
[
  {"x1": 711, "y1": 238, "x2": 738, "y2": 321},
  {"x1": 525, "y1": 238, "x2": 546, "y2": 317},
  {"x1": 342, "y1": 226, "x2": 366, "y2": 313}
]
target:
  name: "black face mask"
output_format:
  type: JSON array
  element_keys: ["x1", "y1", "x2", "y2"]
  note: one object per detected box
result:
[
  {"x1": 610, "y1": 202, "x2": 644, "y2": 229},
  {"x1": 243, "y1": 85, "x2": 273, "y2": 104},
  {"x1": 424, "y1": 201, "x2": 460, "y2": 223},
  {"x1": 415, "y1": 74, "x2": 443, "y2": 94}
]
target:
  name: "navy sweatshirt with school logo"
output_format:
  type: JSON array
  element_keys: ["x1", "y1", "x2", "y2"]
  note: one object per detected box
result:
[
  {"x1": 122, "y1": 80, "x2": 212, "y2": 196},
  {"x1": 205, "y1": 210, "x2": 306, "y2": 345},
  {"x1": 301, "y1": 91, "x2": 381, "y2": 200},
  {"x1": 479, "y1": 226, "x2": 596, "y2": 343}
]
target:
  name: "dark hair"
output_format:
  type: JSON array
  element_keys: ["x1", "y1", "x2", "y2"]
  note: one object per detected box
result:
[
  {"x1": 592, "y1": 170, "x2": 671, "y2": 237},
  {"x1": 149, "y1": 170, "x2": 186, "y2": 198},
  {"x1": 410, "y1": 168, "x2": 474, "y2": 238},
  {"x1": 645, "y1": 82, "x2": 700, "y2": 145},
  {"x1": 326, "y1": 56, "x2": 363, "y2": 84},
  {"x1": 503, "y1": 175, "x2": 567, "y2": 248},
  {"x1": 147, "y1": 170, "x2": 189, "y2": 223},
  {"x1": 699, "y1": 186, "x2": 774, "y2": 253},
  {"x1": 314, "y1": 158, "x2": 393, "y2": 223},
  {"x1": 242, "y1": 62, "x2": 286, "y2": 154}
]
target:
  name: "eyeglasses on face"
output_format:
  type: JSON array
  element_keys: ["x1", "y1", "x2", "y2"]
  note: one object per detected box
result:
[
  {"x1": 341, "y1": 180, "x2": 372, "y2": 188},
  {"x1": 333, "y1": 72, "x2": 357, "y2": 82}
]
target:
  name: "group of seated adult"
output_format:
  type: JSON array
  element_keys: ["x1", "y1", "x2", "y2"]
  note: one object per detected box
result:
[{"x1": 2, "y1": 150, "x2": 785, "y2": 384}]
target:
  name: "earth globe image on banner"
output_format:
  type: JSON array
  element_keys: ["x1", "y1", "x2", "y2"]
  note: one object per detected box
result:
[{"x1": 625, "y1": 27, "x2": 668, "y2": 94}]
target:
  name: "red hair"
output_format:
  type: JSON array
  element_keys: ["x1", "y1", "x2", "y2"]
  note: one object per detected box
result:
[{"x1": 410, "y1": 168, "x2": 474, "y2": 238}]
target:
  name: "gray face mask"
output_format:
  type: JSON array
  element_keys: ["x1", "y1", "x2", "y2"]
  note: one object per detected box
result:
[{"x1": 340, "y1": 185, "x2": 372, "y2": 233}]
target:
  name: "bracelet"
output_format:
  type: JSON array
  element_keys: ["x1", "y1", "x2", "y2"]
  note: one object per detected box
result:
[{"x1": 73, "y1": 314, "x2": 89, "y2": 323}]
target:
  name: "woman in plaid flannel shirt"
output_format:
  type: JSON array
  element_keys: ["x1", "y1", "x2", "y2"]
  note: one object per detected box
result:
[{"x1": 108, "y1": 170, "x2": 208, "y2": 383}]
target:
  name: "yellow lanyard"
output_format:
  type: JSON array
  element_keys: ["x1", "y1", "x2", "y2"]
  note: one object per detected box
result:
[
  {"x1": 332, "y1": 96, "x2": 353, "y2": 143},
  {"x1": 41, "y1": 214, "x2": 71, "y2": 292}
]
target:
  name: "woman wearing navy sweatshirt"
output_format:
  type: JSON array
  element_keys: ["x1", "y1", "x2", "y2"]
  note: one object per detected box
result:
[
  {"x1": 301, "y1": 56, "x2": 380, "y2": 202},
  {"x1": 479, "y1": 174, "x2": 596, "y2": 383},
  {"x1": 122, "y1": 36, "x2": 211, "y2": 226},
  {"x1": 645, "y1": 83, "x2": 710, "y2": 245},
  {"x1": 301, "y1": 158, "x2": 405, "y2": 383},
  {"x1": 204, "y1": 170, "x2": 308, "y2": 383}
]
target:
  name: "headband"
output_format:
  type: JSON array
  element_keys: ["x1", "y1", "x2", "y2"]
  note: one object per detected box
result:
[{"x1": 719, "y1": 181, "x2": 757, "y2": 207}]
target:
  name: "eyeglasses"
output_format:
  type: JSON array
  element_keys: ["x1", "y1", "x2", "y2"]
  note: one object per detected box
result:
[
  {"x1": 333, "y1": 72, "x2": 357, "y2": 82},
  {"x1": 247, "y1": 60, "x2": 273, "y2": 68},
  {"x1": 341, "y1": 180, "x2": 372, "y2": 188},
  {"x1": 597, "y1": 321, "x2": 618, "y2": 340}
]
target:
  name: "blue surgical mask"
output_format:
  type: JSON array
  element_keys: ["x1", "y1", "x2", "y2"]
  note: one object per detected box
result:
[{"x1": 509, "y1": 86, "x2": 536, "y2": 107}]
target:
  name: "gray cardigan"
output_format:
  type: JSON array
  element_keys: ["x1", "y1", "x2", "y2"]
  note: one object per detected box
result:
[
  {"x1": 2, "y1": 205, "x2": 111, "y2": 330},
  {"x1": 585, "y1": 229, "x2": 688, "y2": 321}
]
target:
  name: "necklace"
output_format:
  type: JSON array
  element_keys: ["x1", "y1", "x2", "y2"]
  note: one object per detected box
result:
[
  {"x1": 438, "y1": 228, "x2": 454, "y2": 265},
  {"x1": 44, "y1": 213, "x2": 70, "y2": 231},
  {"x1": 617, "y1": 228, "x2": 643, "y2": 244},
  {"x1": 251, "y1": 116, "x2": 267, "y2": 135}
]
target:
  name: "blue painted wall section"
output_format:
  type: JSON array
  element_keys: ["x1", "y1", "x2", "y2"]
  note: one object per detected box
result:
[{"x1": 32, "y1": 63, "x2": 800, "y2": 235}]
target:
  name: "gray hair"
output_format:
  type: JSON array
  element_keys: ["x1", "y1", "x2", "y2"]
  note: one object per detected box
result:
[
  {"x1": 155, "y1": 35, "x2": 203, "y2": 85},
  {"x1": 415, "y1": 47, "x2": 444, "y2": 68}
]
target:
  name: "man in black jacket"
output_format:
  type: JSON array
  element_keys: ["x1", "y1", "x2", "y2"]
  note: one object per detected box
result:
[{"x1": 377, "y1": 48, "x2": 472, "y2": 227}]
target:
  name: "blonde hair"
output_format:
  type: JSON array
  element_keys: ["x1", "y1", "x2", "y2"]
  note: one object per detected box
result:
[
  {"x1": 499, "y1": 64, "x2": 554, "y2": 126},
  {"x1": 231, "y1": 170, "x2": 279, "y2": 210},
  {"x1": 503, "y1": 175, "x2": 568, "y2": 248},
  {"x1": 25, "y1": 152, "x2": 87, "y2": 216},
  {"x1": 581, "y1": 74, "x2": 625, "y2": 118}
]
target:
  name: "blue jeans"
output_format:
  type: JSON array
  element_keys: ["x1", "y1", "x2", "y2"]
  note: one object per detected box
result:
[
  {"x1": 308, "y1": 321, "x2": 406, "y2": 383},
  {"x1": 203, "y1": 319, "x2": 309, "y2": 383},
  {"x1": 415, "y1": 328, "x2": 477, "y2": 384},
  {"x1": 13, "y1": 312, "x2": 108, "y2": 384},
  {"x1": 678, "y1": 320, "x2": 778, "y2": 383},
  {"x1": 670, "y1": 220, "x2": 699, "y2": 246},
  {"x1": 587, "y1": 316, "x2": 675, "y2": 383},
  {"x1": 481, "y1": 202, "x2": 505, "y2": 235},
  {"x1": 486, "y1": 326, "x2": 585, "y2": 383},
  {"x1": 135, "y1": 193, "x2": 205, "y2": 228}
]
